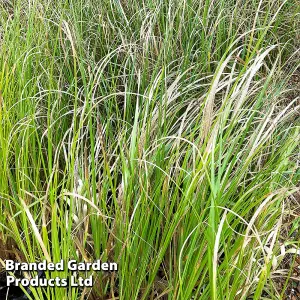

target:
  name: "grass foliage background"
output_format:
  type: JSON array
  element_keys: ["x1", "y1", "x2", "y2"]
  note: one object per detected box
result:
[{"x1": 0, "y1": 0, "x2": 299, "y2": 299}]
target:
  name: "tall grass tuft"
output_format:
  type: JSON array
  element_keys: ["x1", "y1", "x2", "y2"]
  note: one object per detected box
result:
[{"x1": 0, "y1": 0, "x2": 299, "y2": 299}]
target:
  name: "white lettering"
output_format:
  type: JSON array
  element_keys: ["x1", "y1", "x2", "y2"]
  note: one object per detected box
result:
[
  {"x1": 68, "y1": 260, "x2": 77, "y2": 271},
  {"x1": 6, "y1": 276, "x2": 15, "y2": 286},
  {"x1": 70, "y1": 275, "x2": 78, "y2": 286},
  {"x1": 56, "y1": 260, "x2": 64, "y2": 271},
  {"x1": 5, "y1": 260, "x2": 15, "y2": 271}
]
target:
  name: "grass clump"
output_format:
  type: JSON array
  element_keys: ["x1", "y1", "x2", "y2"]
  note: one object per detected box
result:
[{"x1": 0, "y1": 0, "x2": 299, "y2": 299}]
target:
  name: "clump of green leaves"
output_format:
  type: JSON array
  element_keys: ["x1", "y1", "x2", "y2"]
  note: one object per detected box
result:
[{"x1": 0, "y1": 0, "x2": 299, "y2": 299}]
